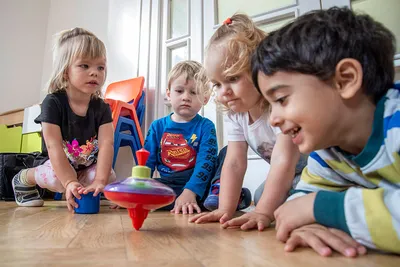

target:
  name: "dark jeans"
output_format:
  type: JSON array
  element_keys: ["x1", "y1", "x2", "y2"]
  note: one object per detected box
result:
[
  {"x1": 211, "y1": 145, "x2": 227, "y2": 184},
  {"x1": 157, "y1": 146, "x2": 228, "y2": 211}
]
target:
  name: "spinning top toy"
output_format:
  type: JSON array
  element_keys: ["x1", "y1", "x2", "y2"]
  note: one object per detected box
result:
[{"x1": 104, "y1": 148, "x2": 176, "y2": 230}]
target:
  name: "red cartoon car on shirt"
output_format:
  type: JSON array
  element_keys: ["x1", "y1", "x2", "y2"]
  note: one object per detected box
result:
[{"x1": 161, "y1": 133, "x2": 196, "y2": 171}]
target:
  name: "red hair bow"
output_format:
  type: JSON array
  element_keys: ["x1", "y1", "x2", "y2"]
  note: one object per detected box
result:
[{"x1": 223, "y1": 17, "x2": 232, "y2": 25}]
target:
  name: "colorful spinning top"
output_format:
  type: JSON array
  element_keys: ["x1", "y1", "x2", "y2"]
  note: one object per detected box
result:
[{"x1": 104, "y1": 148, "x2": 176, "y2": 230}]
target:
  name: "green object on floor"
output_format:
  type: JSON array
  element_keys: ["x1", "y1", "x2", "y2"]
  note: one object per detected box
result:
[
  {"x1": 0, "y1": 124, "x2": 22, "y2": 153},
  {"x1": 20, "y1": 132, "x2": 42, "y2": 153}
]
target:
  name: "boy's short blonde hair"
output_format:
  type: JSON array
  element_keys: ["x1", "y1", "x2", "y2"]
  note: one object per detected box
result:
[{"x1": 167, "y1": 60, "x2": 210, "y2": 98}]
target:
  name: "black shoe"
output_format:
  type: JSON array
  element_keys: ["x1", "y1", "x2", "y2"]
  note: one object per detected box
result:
[
  {"x1": 12, "y1": 170, "x2": 44, "y2": 207},
  {"x1": 237, "y1": 187, "x2": 251, "y2": 210}
]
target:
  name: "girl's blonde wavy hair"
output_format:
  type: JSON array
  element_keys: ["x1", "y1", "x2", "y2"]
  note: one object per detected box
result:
[
  {"x1": 45, "y1": 27, "x2": 107, "y2": 98},
  {"x1": 204, "y1": 13, "x2": 268, "y2": 111}
]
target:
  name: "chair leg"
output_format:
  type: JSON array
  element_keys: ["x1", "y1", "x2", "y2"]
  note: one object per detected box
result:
[
  {"x1": 127, "y1": 109, "x2": 144, "y2": 146},
  {"x1": 113, "y1": 135, "x2": 121, "y2": 169},
  {"x1": 129, "y1": 144, "x2": 138, "y2": 165}
]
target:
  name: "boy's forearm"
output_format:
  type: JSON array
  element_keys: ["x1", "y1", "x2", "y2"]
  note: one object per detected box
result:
[
  {"x1": 185, "y1": 154, "x2": 217, "y2": 198},
  {"x1": 48, "y1": 146, "x2": 77, "y2": 187},
  {"x1": 185, "y1": 122, "x2": 218, "y2": 198},
  {"x1": 184, "y1": 180, "x2": 208, "y2": 198},
  {"x1": 255, "y1": 164, "x2": 294, "y2": 218},
  {"x1": 314, "y1": 188, "x2": 400, "y2": 254},
  {"x1": 95, "y1": 141, "x2": 113, "y2": 183},
  {"x1": 313, "y1": 190, "x2": 348, "y2": 233}
]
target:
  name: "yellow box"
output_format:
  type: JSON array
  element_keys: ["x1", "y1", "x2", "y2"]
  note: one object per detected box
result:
[
  {"x1": 21, "y1": 132, "x2": 42, "y2": 153},
  {"x1": 0, "y1": 124, "x2": 22, "y2": 153}
]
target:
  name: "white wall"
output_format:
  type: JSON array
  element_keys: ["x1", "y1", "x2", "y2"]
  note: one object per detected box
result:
[
  {"x1": 352, "y1": 0, "x2": 400, "y2": 54},
  {"x1": 0, "y1": 0, "x2": 50, "y2": 113},
  {"x1": 244, "y1": 159, "x2": 270, "y2": 199},
  {"x1": 105, "y1": 0, "x2": 142, "y2": 180}
]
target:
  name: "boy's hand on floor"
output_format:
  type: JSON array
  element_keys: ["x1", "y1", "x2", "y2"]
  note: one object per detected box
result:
[
  {"x1": 221, "y1": 211, "x2": 272, "y2": 231},
  {"x1": 171, "y1": 189, "x2": 201, "y2": 214},
  {"x1": 65, "y1": 181, "x2": 82, "y2": 212},
  {"x1": 274, "y1": 193, "x2": 316, "y2": 242},
  {"x1": 78, "y1": 180, "x2": 105, "y2": 197},
  {"x1": 189, "y1": 209, "x2": 234, "y2": 224},
  {"x1": 284, "y1": 224, "x2": 367, "y2": 257}
]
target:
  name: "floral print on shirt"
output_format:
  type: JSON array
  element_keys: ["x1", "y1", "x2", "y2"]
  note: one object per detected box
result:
[{"x1": 63, "y1": 137, "x2": 99, "y2": 169}]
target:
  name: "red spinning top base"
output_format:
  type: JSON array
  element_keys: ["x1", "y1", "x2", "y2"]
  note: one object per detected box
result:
[{"x1": 128, "y1": 206, "x2": 149, "y2": 230}]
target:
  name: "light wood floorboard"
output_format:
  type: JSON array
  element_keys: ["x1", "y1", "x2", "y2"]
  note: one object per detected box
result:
[{"x1": 0, "y1": 201, "x2": 398, "y2": 266}]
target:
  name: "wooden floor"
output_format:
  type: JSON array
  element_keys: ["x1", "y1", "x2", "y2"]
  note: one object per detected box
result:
[{"x1": 0, "y1": 201, "x2": 399, "y2": 267}]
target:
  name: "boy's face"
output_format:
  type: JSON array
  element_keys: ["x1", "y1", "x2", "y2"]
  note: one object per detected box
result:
[
  {"x1": 258, "y1": 71, "x2": 344, "y2": 154},
  {"x1": 167, "y1": 74, "x2": 205, "y2": 122}
]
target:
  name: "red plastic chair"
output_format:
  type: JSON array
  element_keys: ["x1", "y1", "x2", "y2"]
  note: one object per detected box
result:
[
  {"x1": 104, "y1": 77, "x2": 144, "y2": 108},
  {"x1": 104, "y1": 77, "x2": 145, "y2": 146}
]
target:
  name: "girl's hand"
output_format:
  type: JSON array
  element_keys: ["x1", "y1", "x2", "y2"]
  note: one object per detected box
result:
[
  {"x1": 78, "y1": 180, "x2": 105, "y2": 197},
  {"x1": 171, "y1": 189, "x2": 201, "y2": 214},
  {"x1": 221, "y1": 210, "x2": 273, "y2": 231},
  {"x1": 65, "y1": 181, "x2": 82, "y2": 212},
  {"x1": 284, "y1": 224, "x2": 367, "y2": 257},
  {"x1": 189, "y1": 209, "x2": 234, "y2": 224}
]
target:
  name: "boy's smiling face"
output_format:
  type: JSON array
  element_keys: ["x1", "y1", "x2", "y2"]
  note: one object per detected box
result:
[{"x1": 258, "y1": 71, "x2": 344, "y2": 154}]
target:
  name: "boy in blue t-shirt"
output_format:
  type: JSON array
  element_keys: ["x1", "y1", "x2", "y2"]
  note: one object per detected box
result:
[{"x1": 144, "y1": 61, "x2": 218, "y2": 214}]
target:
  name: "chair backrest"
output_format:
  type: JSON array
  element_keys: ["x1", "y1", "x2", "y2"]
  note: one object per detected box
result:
[{"x1": 104, "y1": 77, "x2": 145, "y2": 107}]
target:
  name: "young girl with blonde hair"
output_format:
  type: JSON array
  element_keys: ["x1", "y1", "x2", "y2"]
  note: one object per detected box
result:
[
  {"x1": 191, "y1": 14, "x2": 307, "y2": 230},
  {"x1": 12, "y1": 28, "x2": 116, "y2": 211}
]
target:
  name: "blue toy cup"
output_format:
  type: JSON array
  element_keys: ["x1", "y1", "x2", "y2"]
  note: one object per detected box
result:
[{"x1": 74, "y1": 192, "x2": 100, "y2": 214}]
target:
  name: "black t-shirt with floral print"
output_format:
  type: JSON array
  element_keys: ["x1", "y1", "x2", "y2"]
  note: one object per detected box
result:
[{"x1": 35, "y1": 91, "x2": 112, "y2": 170}]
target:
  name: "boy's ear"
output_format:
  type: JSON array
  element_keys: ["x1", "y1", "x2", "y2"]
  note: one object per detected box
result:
[
  {"x1": 203, "y1": 95, "x2": 210, "y2": 105},
  {"x1": 334, "y1": 58, "x2": 363, "y2": 100},
  {"x1": 166, "y1": 88, "x2": 171, "y2": 100}
]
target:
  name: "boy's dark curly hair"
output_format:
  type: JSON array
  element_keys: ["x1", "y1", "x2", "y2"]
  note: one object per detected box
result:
[{"x1": 251, "y1": 7, "x2": 396, "y2": 103}]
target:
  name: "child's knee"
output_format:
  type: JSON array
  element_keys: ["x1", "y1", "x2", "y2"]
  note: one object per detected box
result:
[
  {"x1": 46, "y1": 179, "x2": 65, "y2": 193},
  {"x1": 34, "y1": 163, "x2": 65, "y2": 192},
  {"x1": 78, "y1": 165, "x2": 117, "y2": 186},
  {"x1": 35, "y1": 172, "x2": 64, "y2": 192}
]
